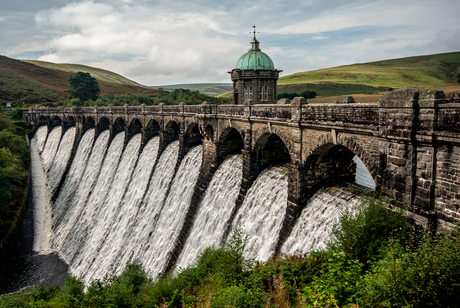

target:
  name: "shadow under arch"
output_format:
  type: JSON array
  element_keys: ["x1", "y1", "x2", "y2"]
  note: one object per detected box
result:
[
  {"x1": 218, "y1": 127, "x2": 244, "y2": 158},
  {"x1": 304, "y1": 142, "x2": 376, "y2": 197},
  {"x1": 162, "y1": 120, "x2": 180, "y2": 146},
  {"x1": 184, "y1": 122, "x2": 203, "y2": 149},
  {"x1": 128, "y1": 118, "x2": 143, "y2": 139},
  {"x1": 144, "y1": 118, "x2": 161, "y2": 144},
  {"x1": 49, "y1": 115, "x2": 62, "y2": 130},
  {"x1": 253, "y1": 132, "x2": 291, "y2": 176},
  {"x1": 97, "y1": 116, "x2": 111, "y2": 135},
  {"x1": 113, "y1": 117, "x2": 126, "y2": 136}
]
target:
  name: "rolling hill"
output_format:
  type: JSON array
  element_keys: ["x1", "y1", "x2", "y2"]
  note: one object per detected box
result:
[
  {"x1": 277, "y1": 52, "x2": 460, "y2": 103},
  {"x1": 151, "y1": 83, "x2": 232, "y2": 96},
  {"x1": 0, "y1": 56, "x2": 158, "y2": 106}
]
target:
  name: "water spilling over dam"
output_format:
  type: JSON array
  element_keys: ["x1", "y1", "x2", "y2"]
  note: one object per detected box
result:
[{"x1": 24, "y1": 125, "x2": 374, "y2": 286}]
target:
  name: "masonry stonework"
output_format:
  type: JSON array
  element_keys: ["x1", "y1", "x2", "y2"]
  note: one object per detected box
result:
[{"x1": 24, "y1": 88, "x2": 460, "y2": 267}]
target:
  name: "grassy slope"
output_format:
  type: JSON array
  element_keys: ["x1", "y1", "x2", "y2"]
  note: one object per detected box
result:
[
  {"x1": 0, "y1": 55, "x2": 158, "y2": 106},
  {"x1": 279, "y1": 52, "x2": 460, "y2": 89},
  {"x1": 24, "y1": 60, "x2": 141, "y2": 86},
  {"x1": 151, "y1": 83, "x2": 233, "y2": 96}
]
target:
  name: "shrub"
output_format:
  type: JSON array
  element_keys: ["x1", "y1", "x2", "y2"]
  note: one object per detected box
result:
[{"x1": 328, "y1": 195, "x2": 411, "y2": 265}]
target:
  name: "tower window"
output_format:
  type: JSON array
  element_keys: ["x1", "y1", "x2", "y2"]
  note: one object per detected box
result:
[
  {"x1": 265, "y1": 86, "x2": 268, "y2": 101},
  {"x1": 245, "y1": 87, "x2": 252, "y2": 100}
]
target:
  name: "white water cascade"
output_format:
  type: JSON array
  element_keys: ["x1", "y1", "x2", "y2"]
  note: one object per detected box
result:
[
  {"x1": 282, "y1": 187, "x2": 362, "y2": 254},
  {"x1": 28, "y1": 124, "x2": 378, "y2": 287},
  {"x1": 41, "y1": 126, "x2": 62, "y2": 174},
  {"x1": 52, "y1": 130, "x2": 110, "y2": 266},
  {"x1": 48, "y1": 127, "x2": 76, "y2": 194},
  {"x1": 115, "y1": 140, "x2": 179, "y2": 277},
  {"x1": 232, "y1": 166, "x2": 289, "y2": 262},
  {"x1": 86, "y1": 136, "x2": 160, "y2": 282},
  {"x1": 30, "y1": 133, "x2": 52, "y2": 253},
  {"x1": 144, "y1": 145, "x2": 203, "y2": 277},
  {"x1": 175, "y1": 155, "x2": 243, "y2": 270}
]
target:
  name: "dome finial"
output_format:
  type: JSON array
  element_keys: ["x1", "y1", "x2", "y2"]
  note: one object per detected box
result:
[
  {"x1": 251, "y1": 24, "x2": 260, "y2": 40},
  {"x1": 249, "y1": 25, "x2": 261, "y2": 51}
]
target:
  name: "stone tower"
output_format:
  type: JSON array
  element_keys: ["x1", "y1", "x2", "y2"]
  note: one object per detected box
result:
[{"x1": 229, "y1": 29, "x2": 282, "y2": 105}]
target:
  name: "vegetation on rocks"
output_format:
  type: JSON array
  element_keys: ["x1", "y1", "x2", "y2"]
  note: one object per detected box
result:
[
  {"x1": 1, "y1": 192, "x2": 459, "y2": 307},
  {"x1": 0, "y1": 108, "x2": 30, "y2": 247}
]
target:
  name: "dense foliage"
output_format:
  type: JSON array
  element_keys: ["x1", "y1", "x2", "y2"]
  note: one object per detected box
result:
[
  {"x1": 1, "y1": 193, "x2": 459, "y2": 307},
  {"x1": 63, "y1": 88, "x2": 231, "y2": 107},
  {"x1": 277, "y1": 91, "x2": 317, "y2": 100},
  {"x1": 66, "y1": 72, "x2": 101, "y2": 102},
  {"x1": 0, "y1": 109, "x2": 30, "y2": 246}
]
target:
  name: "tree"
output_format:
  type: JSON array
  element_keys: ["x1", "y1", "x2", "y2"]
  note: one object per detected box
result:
[{"x1": 66, "y1": 72, "x2": 100, "y2": 102}]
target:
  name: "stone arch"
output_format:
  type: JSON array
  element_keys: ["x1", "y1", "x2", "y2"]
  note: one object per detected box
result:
[
  {"x1": 252, "y1": 125, "x2": 293, "y2": 154},
  {"x1": 97, "y1": 116, "x2": 111, "y2": 134},
  {"x1": 218, "y1": 127, "x2": 244, "y2": 157},
  {"x1": 84, "y1": 116, "x2": 96, "y2": 131},
  {"x1": 144, "y1": 118, "x2": 161, "y2": 143},
  {"x1": 163, "y1": 120, "x2": 180, "y2": 144},
  {"x1": 63, "y1": 115, "x2": 76, "y2": 131},
  {"x1": 304, "y1": 137, "x2": 377, "y2": 193},
  {"x1": 49, "y1": 115, "x2": 62, "y2": 130},
  {"x1": 128, "y1": 117, "x2": 143, "y2": 137},
  {"x1": 113, "y1": 117, "x2": 126, "y2": 135},
  {"x1": 253, "y1": 132, "x2": 292, "y2": 174},
  {"x1": 184, "y1": 122, "x2": 203, "y2": 149}
]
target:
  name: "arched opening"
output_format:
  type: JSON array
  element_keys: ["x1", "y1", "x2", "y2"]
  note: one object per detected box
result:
[
  {"x1": 113, "y1": 117, "x2": 126, "y2": 135},
  {"x1": 254, "y1": 133, "x2": 291, "y2": 173},
  {"x1": 304, "y1": 143, "x2": 375, "y2": 193},
  {"x1": 84, "y1": 116, "x2": 96, "y2": 130},
  {"x1": 49, "y1": 116, "x2": 62, "y2": 130},
  {"x1": 63, "y1": 116, "x2": 76, "y2": 131},
  {"x1": 219, "y1": 127, "x2": 244, "y2": 157},
  {"x1": 97, "y1": 117, "x2": 110, "y2": 133},
  {"x1": 163, "y1": 120, "x2": 180, "y2": 144},
  {"x1": 144, "y1": 119, "x2": 161, "y2": 143},
  {"x1": 184, "y1": 123, "x2": 203, "y2": 148},
  {"x1": 129, "y1": 118, "x2": 143, "y2": 136}
]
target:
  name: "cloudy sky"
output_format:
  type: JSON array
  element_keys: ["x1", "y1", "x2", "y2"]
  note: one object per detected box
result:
[{"x1": 1, "y1": 0, "x2": 459, "y2": 86}]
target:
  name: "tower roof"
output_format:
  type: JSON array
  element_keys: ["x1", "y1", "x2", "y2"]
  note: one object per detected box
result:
[{"x1": 235, "y1": 29, "x2": 275, "y2": 70}]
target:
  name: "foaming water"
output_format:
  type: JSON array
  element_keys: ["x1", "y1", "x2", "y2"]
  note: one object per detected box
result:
[
  {"x1": 87, "y1": 137, "x2": 160, "y2": 281},
  {"x1": 52, "y1": 131, "x2": 110, "y2": 265},
  {"x1": 41, "y1": 126, "x2": 62, "y2": 173},
  {"x1": 116, "y1": 140, "x2": 179, "y2": 276},
  {"x1": 354, "y1": 156, "x2": 375, "y2": 189},
  {"x1": 69, "y1": 132, "x2": 126, "y2": 277},
  {"x1": 48, "y1": 127, "x2": 76, "y2": 194},
  {"x1": 34, "y1": 126, "x2": 48, "y2": 154},
  {"x1": 282, "y1": 187, "x2": 361, "y2": 254},
  {"x1": 30, "y1": 134, "x2": 52, "y2": 253},
  {"x1": 77, "y1": 134, "x2": 142, "y2": 284},
  {"x1": 144, "y1": 145, "x2": 203, "y2": 277},
  {"x1": 52, "y1": 129, "x2": 95, "y2": 228},
  {"x1": 232, "y1": 166, "x2": 288, "y2": 262},
  {"x1": 175, "y1": 155, "x2": 243, "y2": 271}
]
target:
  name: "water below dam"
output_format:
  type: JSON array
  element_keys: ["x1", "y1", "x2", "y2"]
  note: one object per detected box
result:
[{"x1": 0, "y1": 126, "x2": 375, "y2": 294}]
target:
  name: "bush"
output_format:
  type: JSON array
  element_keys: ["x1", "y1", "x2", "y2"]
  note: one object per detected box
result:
[{"x1": 328, "y1": 195, "x2": 411, "y2": 265}]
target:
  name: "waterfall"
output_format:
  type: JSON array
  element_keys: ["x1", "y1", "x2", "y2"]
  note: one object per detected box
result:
[
  {"x1": 281, "y1": 187, "x2": 361, "y2": 254},
  {"x1": 48, "y1": 127, "x2": 76, "y2": 194},
  {"x1": 232, "y1": 166, "x2": 289, "y2": 262},
  {"x1": 34, "y1": 125, "x2": 48, "y2": 154},
  {"x1": 52, "y1": 130, "x2": 110, "y2": 265},
  {"x1": 115, "y1": 140, "x2": 179, "y2": 277},
  {"x1": 30, "y1": 133, "x2": 52, "y2": 253},
  {"x1": 144, "y1": 145, "x2": 203, "y2": 277},
  {"x1": 85, "y1": 136, "x2": 160, "y2": 282},
  {"x1": 175, "y1": 154, "x2": 243, "y2": 271},
  {"x1": 353, "y1": 156, "x2": 375, "y2": 189},
  {"x1": 26, "y1": 124, "x2": 375, "y2": 288},
  {"x1": 41, "y1": 126, "x2": 62, "y2": 173},
  {"x1": 68, "y1": 132, "x2": 125, "y2": 277},
  {"x1": 76, "y1": 134, "x2": 142, "y2": 284},
  {"x1": 51, "y1": 129, "x2": 95, "y2": 228}
]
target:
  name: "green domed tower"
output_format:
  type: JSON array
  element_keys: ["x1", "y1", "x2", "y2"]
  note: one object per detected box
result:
[{"x1": 229, "y1": 27, "x2": 282, "y2": 104}]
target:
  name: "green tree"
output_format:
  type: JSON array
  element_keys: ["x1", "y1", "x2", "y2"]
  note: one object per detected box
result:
[{"x1": 66, "y1": 72, "x2": 100, "y2": 102}]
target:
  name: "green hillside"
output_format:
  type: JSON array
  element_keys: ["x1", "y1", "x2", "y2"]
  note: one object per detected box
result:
[
  {"x1": 23, "y1": 60, "x2": 142, "y2": 87},
  {"x1": 279, "y1": 52, "x2": 460, "y2": 89},
  {"x1": 151, "y1": 83, "x2": 233, "y2": 96}
]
